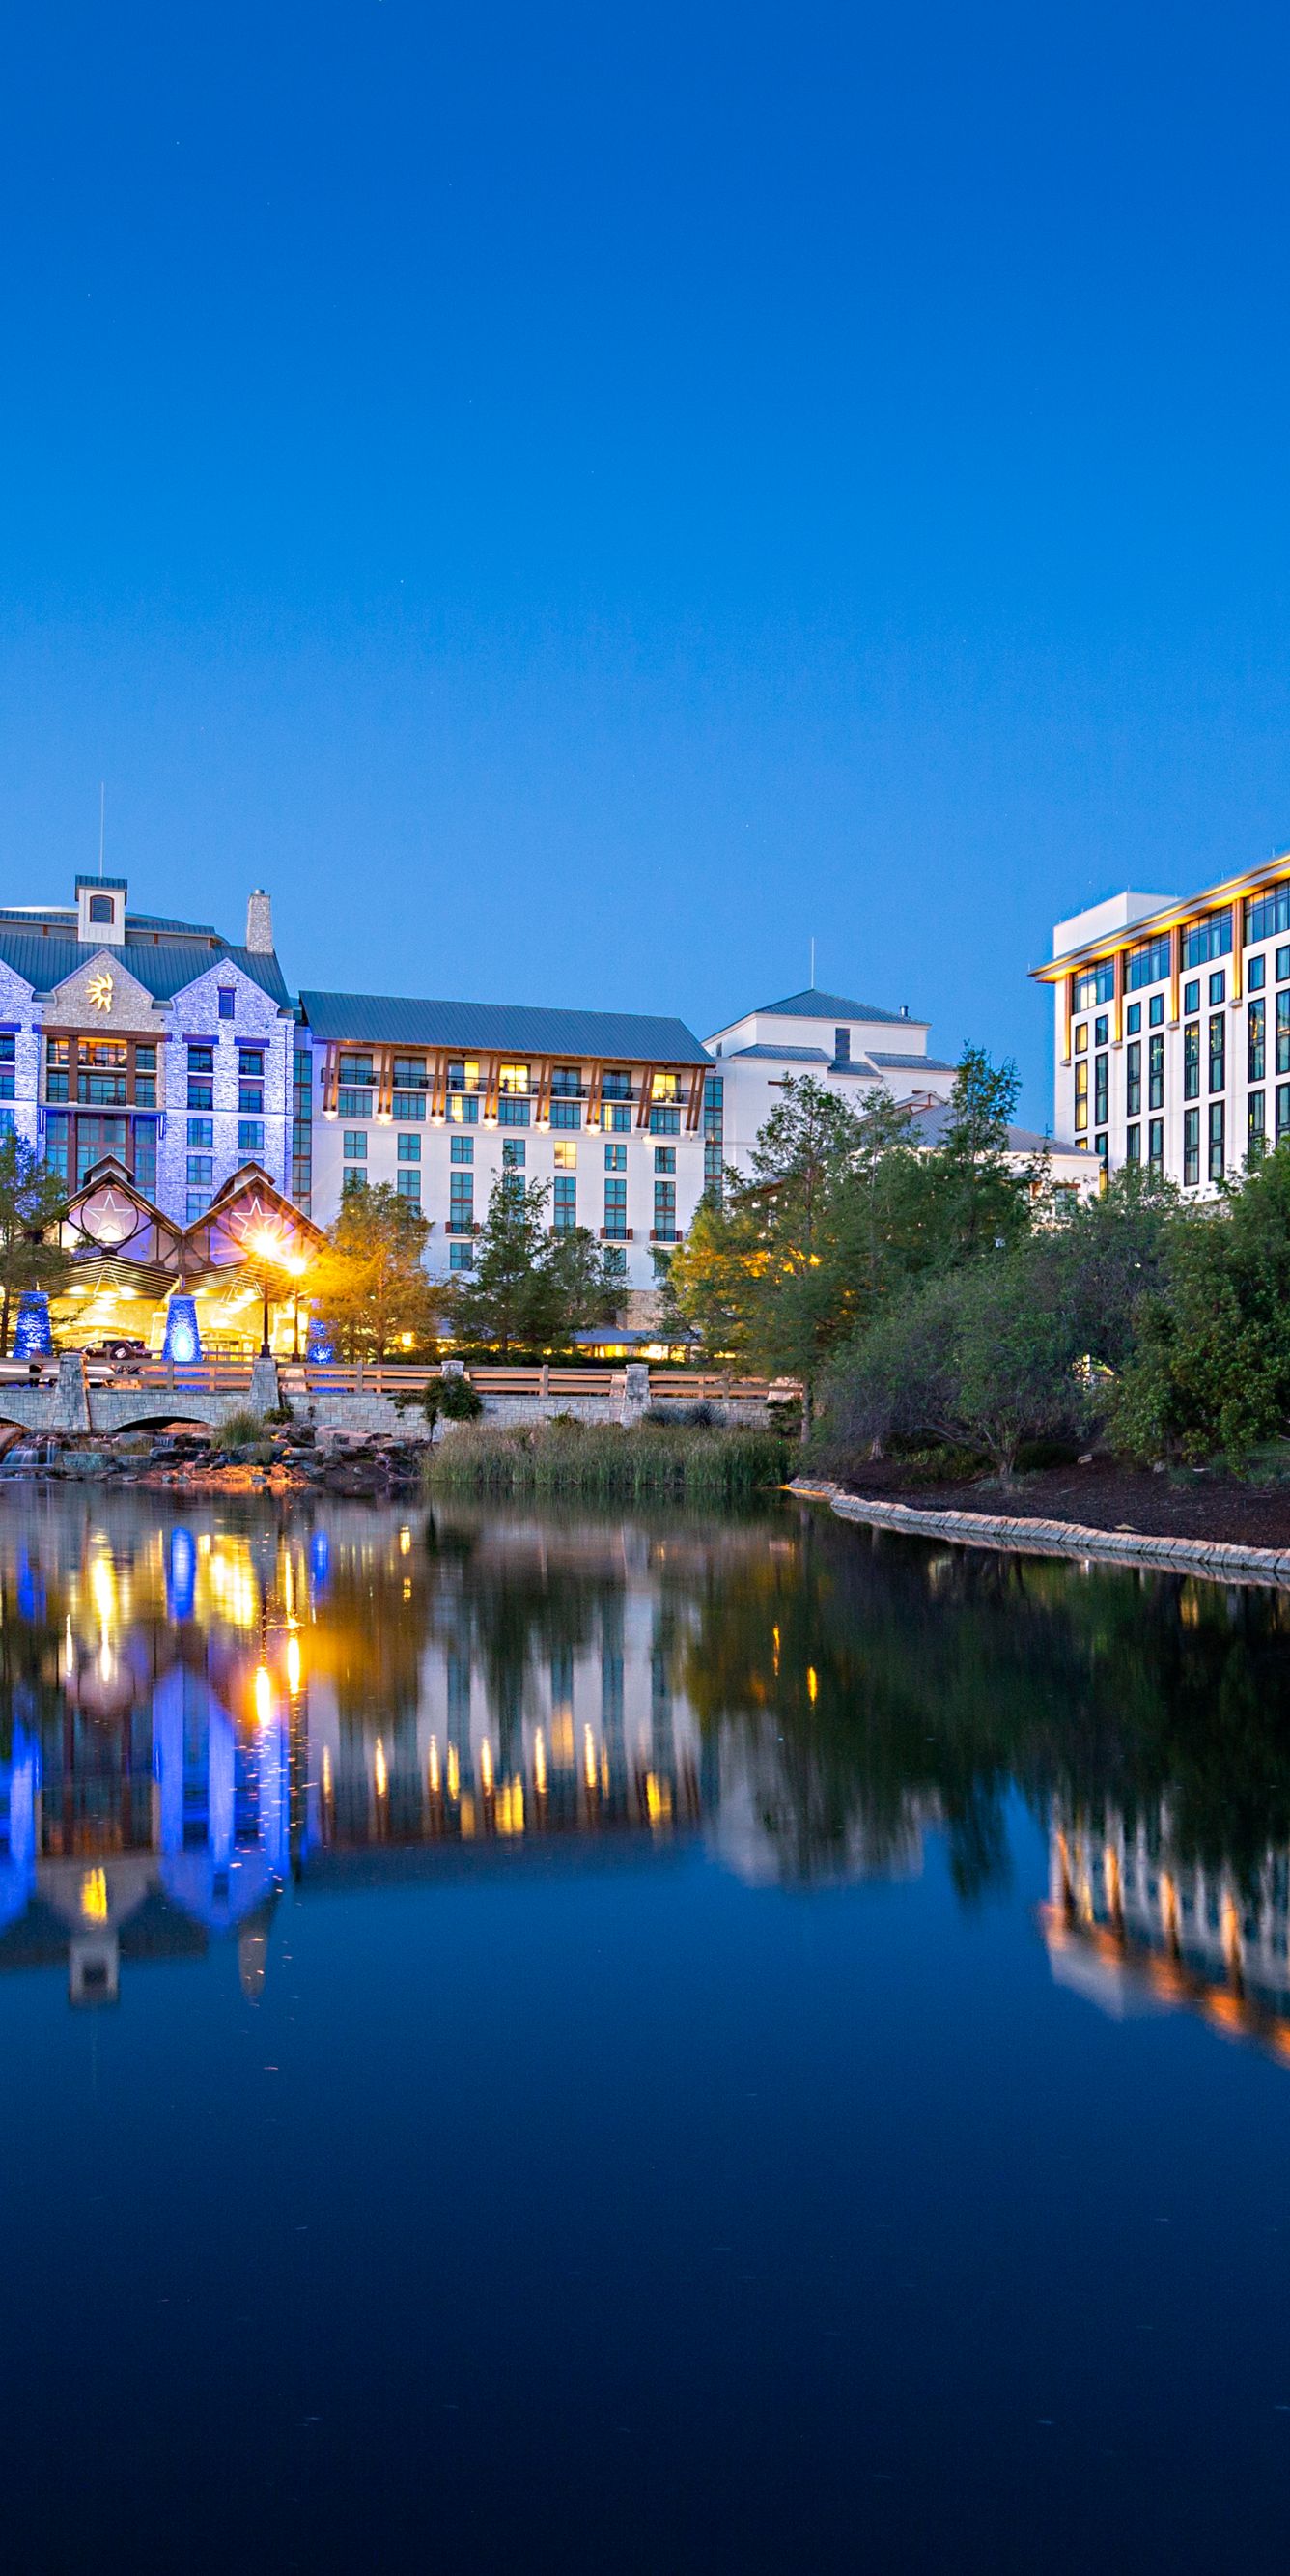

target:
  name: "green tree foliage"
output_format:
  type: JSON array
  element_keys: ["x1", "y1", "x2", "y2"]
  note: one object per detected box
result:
[
  {"x1": 441, "y1": 1175, "x2": 618, "y2": 1356},
  {"x1": 0, "y1": 1132, "x2": 72, "y2": 1355},
  {"x1": 1112, "y1": 1148, "x2": 1290, "y2": 1463},
  {"x1": 313, "y1": 1181, "x2": 437, "y2": 1359}
]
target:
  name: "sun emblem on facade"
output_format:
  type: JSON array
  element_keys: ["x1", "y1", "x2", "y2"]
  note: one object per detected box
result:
[{"x1": 87, "y1": 969, "x2": 114, "y2": 1012}]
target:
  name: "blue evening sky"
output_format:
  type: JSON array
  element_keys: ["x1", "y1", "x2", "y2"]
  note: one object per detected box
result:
[{"x1": 2, "y1": 2, "x2": 1286, "y2": 1117}]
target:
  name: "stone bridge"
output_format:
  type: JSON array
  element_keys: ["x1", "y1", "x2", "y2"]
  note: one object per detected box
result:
[{"x1": 0, "y1": 1354, "x2": 291, "y2": 1442}]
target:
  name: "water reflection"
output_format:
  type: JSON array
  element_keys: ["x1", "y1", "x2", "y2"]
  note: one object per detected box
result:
[{"x1": 5, "y1": 1491, "x2": 1290, "y2": 2059}]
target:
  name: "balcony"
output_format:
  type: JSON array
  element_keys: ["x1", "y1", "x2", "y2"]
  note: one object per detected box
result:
[
  {"x1": 650, "y1": 1228, "x2": 682, "y2": 1243},
  {"x1": 600, "y1": 1226, "x2": 633, "y2": 1241}
]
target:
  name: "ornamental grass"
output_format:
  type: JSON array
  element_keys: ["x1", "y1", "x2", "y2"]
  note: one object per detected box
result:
[{"x1": 425, "y1": 1420, "x2": 787, "y2": 1502}]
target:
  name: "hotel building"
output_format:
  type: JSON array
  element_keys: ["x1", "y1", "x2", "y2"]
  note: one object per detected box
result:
[
  {"x1": 296, "y1": 992, "x2": 715, "y2": 1290},
  {"x1": 1039, "y1": 850, "x2": 1290, "y2": 1192}
]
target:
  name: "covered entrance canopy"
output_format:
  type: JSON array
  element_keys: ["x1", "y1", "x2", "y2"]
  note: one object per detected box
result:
[{"x1": 57, "y1": 1159, "x2": 326, "y2": 1353}]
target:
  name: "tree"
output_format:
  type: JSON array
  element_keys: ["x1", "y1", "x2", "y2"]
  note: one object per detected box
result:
[
  {"x1": 1112, "y1": 1146, "x2": 1290, "y2": 1463},
  {"x1": 0, "y1": 1132, "x2": 72, "y2": 1355},
  {"x1": 313, "y1": 1182, "x2": 437, "y2": 1360},
  {"x1": 441, "y1": 1175, "x2": 618, "y2": 1356},
  {"x1": 910, "y1": 1044, "x2": 1034, "y2": 1271}
]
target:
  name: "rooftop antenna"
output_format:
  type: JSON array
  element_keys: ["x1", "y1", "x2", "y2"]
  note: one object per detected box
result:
[
  {"x1": 809, "y1": 936, "x2": 815, "y2": 989},
  {"x1": 98, "y1": 782, "x2": 105, "y2": 879}
]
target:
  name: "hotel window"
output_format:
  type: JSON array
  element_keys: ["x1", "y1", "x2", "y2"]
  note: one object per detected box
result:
[
  {"x1": 187, "y1": 1118, "x2": 213, "y2": 1148},
  {"x1": 399, "y1": 1133, "x2": 421, "y2": 1162},
  {"x1": 238, "y1": 1121, "x2": 265, "y2": 1155},
  {"x1": 652, "y1": 1072, "x2": 680, "y2": 1103},
  {"x1": 602, "y1": 1104, "x2": 631, "y2": 1132},
  {"x1": 604, "y1": 1244, "x2": 627, "y2": 1277},
  {"x1": 1149, "y1": 992, "x2": 1164, "y2": 1028},
  {"x1": 447, "y1": 1092, "x2": 479, "y2": 1124},
  {"x1": 392, "y1": 1090, "x2": 426, "y2": 1120},
  {"x1": 187, "y1": 1154, "x2": 213, "y2": 1189},
  {"x1": 1093, "y1": 1053, "x2": 1108, "y2": 1128},
  {"x1": 134, "y1": 1043, "x2": 156, "y2": 1109},
  {"x1": 187, "y1": 1075, "x2": 213, "y2": 1111},
  {"x1": 1126, "y1": 1042, "x2": 1141, "y2": 1117},
  {"x1": 1248, "y1": 953, "x2": 1267, "y2": 992},
  {"x1": 446, "y1": 1060, "x2": 481, "y2": 1093},
  {"x1": 705, "y1": 1140, "x2": 723, "y2": 1187},
  {"x1": 603, "y1": 1177, "x2": 628, "y2": 1238},
  {"x1": 1074, "y1": 1022, "x2": 1088, "y2": 1054},
  {"x1": 1126, "y1": 1125, "x2": 1140, "y2": 1163},
  {"x1": 134, "y1": 1128, "x2": 155, "y2": 1199},
  {"x1": 217, "y1": 987, "x2": 236, "y2": 1020},
  {"x1": 1183, "y1": 1023, "x2": 1200, "y2": 1100},
  {"x1": 1148, "y1": 1118, "x2": 1164, "y2": 1171},
  {"x1": 1249, "y1": 998, "x2": 1267, "y2": 1083},
  {"x1": 1094, "y1": 1013, "x2": 1108, "y2": 1047},
  {"x1": 1277, "y1": 992, "x2": 1290, "y2": 1076},
  {"x1": 1148, "y1": 1033, "x2": 1164, "y2": 1111},
  {"x1": 343, "y1": 1130, "x2": 367, "y2": 1161},
  {"x1": 498, "y1": 1062, "x2": 529, "y2": 1096},
  {"x1": 552, "y1": 1174, "x2": 576, "y2": 1231},
  {"x1": 1183, "y1": 977, "x2": 1200, "y2": 1016},
  {"x1": 498, "y1": 1094, "x2": 530, "y2": 1127},
  {"x1": 549, "y1": 1099, "x2": 580, "y2": 1130},
  {"x1": 654, "y1": 1178, "x2": 677, "y2": 1239},
  {"x1": 1209, "y1": 1013, "x2": 1225, "y2": 1093},
  {"x1": 1126, "y1": 1002, "x2": 1141, "y2": 1036},
  {"x1": 654, "y1": 1145, "x2": 676, "y2": 1173},
  {"x1": 1279, "y1": 947, "x2": 1290, "y2": 984},
  {"x1": 604, "y1": 1143, "x2": 627, "y2": 1172},
  {"x1": 550, "y1": 1066, "x2": 582, "y2": 1098},
  {"x1": 0, "y1": 1033, "x2": 14, "y2": 1103},
  {"x1": 391, "y1": 1055, "x2": 428, "y2": 1090},
  {"x1": 450, "y1": 1133, "x2": 473, "y2": 1164},
  {"x1": 553, "y1": 1142, "x2": 577, "y2": 1171},
  {"x1": 80, "y1": 1041, "x2": 128, "y2": 1106},
  {"x1": 1246, "y1": 885, "x2": 1290, "y2": 947},
  {"x1": 1127, "y1": 933, "x2": 1172, "y2": 990},
  {"x1": 337, "y1": 1088, "x2": 373, "y2": 1118},
  {"x1": 1095, "y1": 1132, "x2": 1109, "y2": 1169},
  {"x1": 1183, "y1": 1108, "x2": 1200, "y2": 1186},
  {"x1": 238, "y1": 1080, "x2": 264, "y2": 1114},
  {"x1": 186, "y1": 1190, "x2": 211, "y2": 1222},
  {"x1": 1209, "y1": 970, "x2": 1226, "y2": 1006},
  {"x1": 449, "y1": 1240, "x2": 474, "y2": 1270},
  {"x1": 649, "y1": 1105, "x2": 681, "y2": 1136},
  {"x1": 45, "y1": 1038, "x2": 70, "y2": 1103},
  {"x1": 44, "y1": 1113, "x2": 69, "y2": 1181},
  {"x1": 1209, "y1": 1100, "x2": 1225, "y2": 1180},
  {"x1": 603, "y1": 1070, "x2": 631, "y2": 1101},
  {"x1": 396, "y1": 1169, "x2": 422, "y2": 1202},
  {"x1": 339, "y1": 1052, "x2": 374, "y2": 1086},
  {"x1": 449, "y1": 1173, "x2": 474, "y2": 1233},
  {"x1": 502, "y1": 1139, "x2": 525, "y2": 1168},
  {"x1": 293, "y1": 1047, "x2": 313, "y2": 1214},
  {"x1": 1279, "y1": 1086, "x2": 1290, "y2": 1146},
  {"x1": 1073, "y1": 962, "x2": 1114, "y2": 1010},
  {"x1": 1183, "y1": 910, "x2": 1233, "y2": 971},
  {"x1": 1074, "y1": 1061, "x2": 1088, "y2": 1132},
  {"x1": 703, "y1": 1074, "x2": 723, "y2": 1134},
  {"x1": 1248, "y1": 1091, "x2": 1266, "y2": 1156}
]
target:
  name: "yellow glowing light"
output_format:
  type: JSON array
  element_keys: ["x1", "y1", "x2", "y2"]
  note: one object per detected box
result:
[
  {"x1": 550, "y1": 1711, "x2": 574, "y2": 1766},
  {"x1": 428, "y1": 1736, "x2": 441, "y2": 1794},
  {"x1": 398, "y1": 1526, "x2": 411, "y2": 1555},
  {"x1": 374, "y1": 1737, "x2": 388, "y2": 1798},
  {"x1": 447, "y1": 1743, "x2": 461, "y2": 1801},
  {"x1": 286, "y1": 1635, "x2": 302, "y2": 1697},
  {"x1": 459, "y1": 1793, "x2": 476, "y2": 1837},
  {"x1": 533, "y1": 1729, "x2": 547, "y2": 1795},
  {"x1": 644, "y1": 1772, "x2": 673, "y2": 1826},
  {"x1": 495, "y1": 1781, "x2": 525, "y2": 1836},
  {"x1": 771, "y1": 1623, "x2": 779, "y2": 1676},
  {"x1": 480, "y1": 1739, "x2": 493, "y2": 1793},
  {"x1": 400, "y1": 1332, "x2": 413, "y2": 1348},
  {"x1": 254, "y1": 1663, "x2": 273, "y2": 1726},
  {"x1": 321, "y1": 1745, "x2": 333, "y2": 1798},
  {"x1": 583, "y1": 1724, "x2": 597, "y2": 1790},
  {"x1": 80, "y1": 1867, "x2": 108, "y2": 1923},
  {"x1": 807, "y1": 1665, "x2": 819, "y2": 1704}
]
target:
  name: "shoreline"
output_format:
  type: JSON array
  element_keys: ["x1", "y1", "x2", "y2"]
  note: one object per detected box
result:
[{"x1": 788, "y1": 1478, "x2": 1290, "y2": 1588}]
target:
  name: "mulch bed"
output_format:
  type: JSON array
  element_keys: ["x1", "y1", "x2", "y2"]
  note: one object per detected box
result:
[{"x1": 829, "y1": 1457, "x2": 1290, "y2": 1551}]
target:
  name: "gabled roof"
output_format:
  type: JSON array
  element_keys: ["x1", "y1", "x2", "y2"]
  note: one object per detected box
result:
[
  {"x1": 756, "y1": 986, "x2": 927, "y2": 1028},
  {"x1": 0, "y1": 925, "x2": 289, "y2": 1007},
  {"x1": 906, "y1": 1099, "x2": 1080, "y2": 1156},
  {"x1": 298, "y1": 990, "x2": 710, "y2": 1065},
  {"x1": 867, "y1": 1051, "x2": 955, "y2": 1072}
]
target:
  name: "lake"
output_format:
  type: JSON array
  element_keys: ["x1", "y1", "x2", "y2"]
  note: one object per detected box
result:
[{"x1": 3, "y1": 1487, "x2": 1290, "y2": 2574}]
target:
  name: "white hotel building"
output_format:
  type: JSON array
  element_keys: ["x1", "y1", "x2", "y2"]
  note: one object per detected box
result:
[{"x1": 1040, "y1": 850, "x2": 1290, "y2": 1191}]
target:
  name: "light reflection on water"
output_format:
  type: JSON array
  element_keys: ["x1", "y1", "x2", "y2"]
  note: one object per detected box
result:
[{"x1": 8, "y1": 1492, "x2": 1290, "y2": 2569}]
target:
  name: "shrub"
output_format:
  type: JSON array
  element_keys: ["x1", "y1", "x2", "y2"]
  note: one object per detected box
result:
[
  {"x1": 425, "y1": 1422, "x2": 787, "y2": 1500},
  {"x1": 214, "y1": 1409, "x2": 266, "y2": 1449},
  {"x1": 438, "y1": 1372, "x2": 484, "y2": 1421}
]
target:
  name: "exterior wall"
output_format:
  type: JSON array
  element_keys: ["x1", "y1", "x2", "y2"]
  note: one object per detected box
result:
[{"x1": 153, "y1": 960, "x2": 294, "y2": 1217}]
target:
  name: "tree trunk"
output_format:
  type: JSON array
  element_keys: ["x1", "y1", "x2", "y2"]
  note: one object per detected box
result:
[
  {"x1": 0, "y1": 1281, "x2": 10, "y2": 1359},
  {"x1": 799, "y1": 1381, "x2": 813, "y2": 1444}
]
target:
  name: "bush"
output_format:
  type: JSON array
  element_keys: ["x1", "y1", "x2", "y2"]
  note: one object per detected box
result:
[
  {"x1": 438, "y1": 1372, "x2": 484, "y2": 1421},
  {"x1": 214, "y1": 1409, "x2": 266, "y2": 1449}
]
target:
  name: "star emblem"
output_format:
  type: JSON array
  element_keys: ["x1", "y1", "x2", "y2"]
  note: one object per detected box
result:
[{"x1": 87, "y1": 970, "x2": 114, "y2": 1013}]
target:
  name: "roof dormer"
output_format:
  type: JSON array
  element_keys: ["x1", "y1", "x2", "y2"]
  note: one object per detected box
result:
[{"x1": 75, "y1": 874, "x2": 127, "y2": 948}]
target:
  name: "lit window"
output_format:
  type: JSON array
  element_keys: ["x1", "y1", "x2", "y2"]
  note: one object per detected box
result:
[
  {"x1": 446, "y1": 1060, "x2": 481, "y2": 1093},
  {"x1": 498, "y1": 1062, "x2": 529, "y2": 1095},
  {"x1": 1073, "y1": 963, "x2": 1114, "y2": 1010},
  {"x1": 604, "y1": 1143, "x2": 627, "y2": 1171},
  {"x1": 447, "y1": 1092, "x2": 479, "y2": 1124},
  {"x1": 602, "y1": 1104, "x2": 631, "y2": 1133},
  {"x1": 553, "y1": 1142, "x2": 577, "y2": 1170}
]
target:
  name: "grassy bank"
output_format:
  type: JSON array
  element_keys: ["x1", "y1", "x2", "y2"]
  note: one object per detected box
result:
[{"x1": 426, "y1": 1421, "x2": 788, "y2": 1502}]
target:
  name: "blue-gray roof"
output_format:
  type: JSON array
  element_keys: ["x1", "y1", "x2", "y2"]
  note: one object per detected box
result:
[
  {"x1": 908, "y1": 1100, "x2": 1079, "y2": 1154},
  {"x1": 867, "y1": 1051, "x2": 955, "y2": 1072},
  {"x1": 759, "y1": 986, "x2": 927, "y2": 1027},
  {"x1": 726, "y1": 1043, "x2": 833, "y2": 1062},
  {"x1": 298, "y1": 990, "x2": 710, "y2": 1064},
  {"x1": 0, "y1": 923, "x2": 290, "y2": 1007}
]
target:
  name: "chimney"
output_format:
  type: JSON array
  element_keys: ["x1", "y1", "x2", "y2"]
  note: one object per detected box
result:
[
  {"x1": 900, "y1": 1003, "x2": 910, "y2": 1019},
  {"x1": 245, "y1": 890, "x2": 273, "y2": 954}
]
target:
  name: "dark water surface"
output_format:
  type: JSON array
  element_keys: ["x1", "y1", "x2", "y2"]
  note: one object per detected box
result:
[{"x1": 4, "y1": 1489, "x2": 1290, "y2": 2573}]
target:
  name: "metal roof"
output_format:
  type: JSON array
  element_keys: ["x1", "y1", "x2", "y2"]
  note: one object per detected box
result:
[
  {"x1": 725, "y1": 1043, "x2": 833, "y2": 1062},
  {"x1": 757, "y1": 986, "x2": 928, "y2": 1027},
  {"x1": 0, "y1": 930, "x2": 290, "y2": 1007},
  {"x1": 867, "y1": 1051, "x2": 955, "y2": 1072},
  {"x1": 297, "y1": 990, "x2": 711, "y2": 1064},
  {"x1": 906, "y1": 1099, "x2": 1081, "y2": 1156}
]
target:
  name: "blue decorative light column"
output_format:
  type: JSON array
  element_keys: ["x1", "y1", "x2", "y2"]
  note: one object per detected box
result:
[
  {"x1": 162, "y1": 1292, "x2": 201, "y2": 1365},
  {"x1": 13, "y1": 1292, "x2": 53, "y2": 1360},
  {"x1": 305, "y1": 1310, "x2": 335, "y2": 1363}
]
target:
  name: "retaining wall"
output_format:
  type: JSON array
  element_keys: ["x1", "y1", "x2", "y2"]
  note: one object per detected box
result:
[{"x1": 788, "y1": 1478, "x2": 1290, "y2": 1591}]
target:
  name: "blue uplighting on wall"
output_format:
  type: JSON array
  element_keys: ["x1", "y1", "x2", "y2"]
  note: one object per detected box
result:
[
  {"x1": 163, "y1": 1293, "x2": 201, "y2": 1365},
  {"x1": 13, "y1": 1292, "x2": 52, "y2": 1360},
  {"x1": 305, "y1": 1311, "x2": 335, "y2": 1363}
]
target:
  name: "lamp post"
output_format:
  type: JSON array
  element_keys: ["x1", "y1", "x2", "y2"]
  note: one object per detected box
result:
[{"x1": 246, "y1": 1230, "x2": 309, "y2": 1362}]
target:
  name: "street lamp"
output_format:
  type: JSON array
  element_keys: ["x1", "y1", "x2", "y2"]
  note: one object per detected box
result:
[{"x1": 246, "y1": 1229, "x2": 309, "y2": 1360}]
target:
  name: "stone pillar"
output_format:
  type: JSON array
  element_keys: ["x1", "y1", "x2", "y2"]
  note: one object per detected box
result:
[
  {"x1": 441, "y1": 1357, "x2": 465, "y2": 1380},
  {"x1": 249, "y1": 1355, "x2": 280, "y2": 1415},
  {"x1": 620, "y1": 1363, "x2": 650, "y2": 1427},
  {"x1": 52, "y1": 1351, "x2": 91, "y2": 1436}
]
